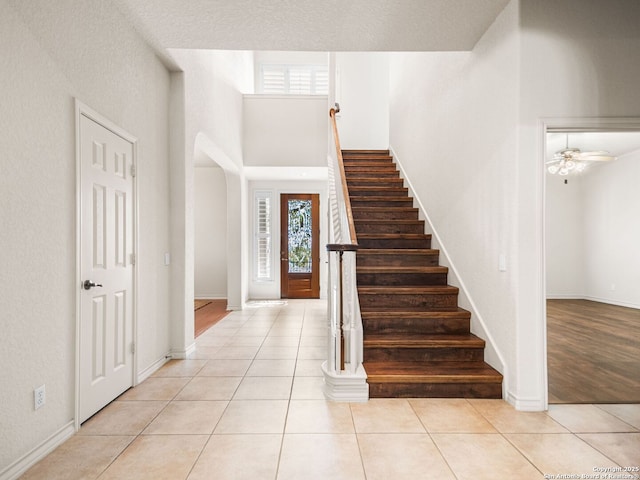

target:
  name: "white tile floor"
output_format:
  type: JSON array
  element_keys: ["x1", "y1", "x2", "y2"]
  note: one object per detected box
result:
[{"x1": 21, "y1": 300, "x2": 640, "y2": 479}]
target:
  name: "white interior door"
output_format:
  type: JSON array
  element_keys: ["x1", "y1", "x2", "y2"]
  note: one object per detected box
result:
[{"x1": 78, "y1": 110, "x2": 135, "y2": 423}]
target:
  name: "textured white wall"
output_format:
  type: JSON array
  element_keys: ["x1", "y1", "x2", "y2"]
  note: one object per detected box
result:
[
  {"x1": 194, "y1": 167, "x2": 228, "y2": 298},
  {"x1": 243, "y1": 95, "x2": 329, "y2": 167},
  {"x1": 545, "y1": 175, "x2": 586, "y2": 297},
  {"x1": 583, "y1": 153, "x2": 640, "y2": 307},
  {"x1": 336, "y1": 53, "x2": 390, "y2": 150},
  {"x1": 389, "y1": 0, "x2": 519, "y2": 401},
  {"x1": 0, "y1": 0, "x2": 171, "y2": 475}
]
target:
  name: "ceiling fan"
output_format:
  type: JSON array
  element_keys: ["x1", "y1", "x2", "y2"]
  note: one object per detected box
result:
[{"x1": 546, "y1": 134, "x2": 616, "y2": 175}]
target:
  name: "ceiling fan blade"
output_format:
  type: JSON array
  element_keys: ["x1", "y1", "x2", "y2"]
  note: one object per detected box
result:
[{"x1": 575, "y1": 151, "x2": 616, "y2": 161}]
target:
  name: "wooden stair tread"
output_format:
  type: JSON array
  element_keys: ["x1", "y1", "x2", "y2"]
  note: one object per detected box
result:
[
  {"x1": 357, "y1": 233, "x2": 430, "y2": 239},
  {"x1": 352, "y1": 207, "x2": 417, "y2": 212},
  {"x1": 364, "y1": 334, "x2": 485, "y2": 348},
  {"x1": 355, "y1": 219, "x2": 423, "y2": 225},
  {"x1": 344, "y1": 160, "x2": 394, "y2": 165},
  {"x1": 349, "y1": 195, "x2": 413, "y2": 203},
  {"x1": 358, "y1": 285, "x2": 458, "y2": 294},
  {"x1": 360, "y1": 308, "x2": 471, "y2": 318},
  {"x1": 358, "y1": 266, "x2": 448, "y2": 274},
  {"x1": 357, "y1": 248, "x2": 438, "y2": 255},
  {"x1": 342, "y1": 149, "x2": 389, "y2": 154},
  {"x1": 364, "y1": 361, "x2": 503, "y2": 383},
  {"x1": 347, "y1": 176, "x2": 402, "y2": 181},
  {"x1": 349, "y1": 186, "x2": 406, "y2": 191}
]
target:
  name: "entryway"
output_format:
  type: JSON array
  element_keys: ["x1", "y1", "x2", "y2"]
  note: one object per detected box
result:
[
  {"x1": 544, "y1": 125, "x2": 640, "y2": 404},
  {"x1": 280, "y1": 193, "x2": 320, "y2": 298}
]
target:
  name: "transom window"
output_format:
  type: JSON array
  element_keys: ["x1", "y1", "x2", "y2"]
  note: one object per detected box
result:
[{"x1": 260, "y1": 65, "x2": 328, "y2": 95}]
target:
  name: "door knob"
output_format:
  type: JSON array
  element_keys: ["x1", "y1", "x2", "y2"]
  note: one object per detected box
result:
[{"x1": 83, "y1": 280, "x2": 103, "y2": 290}]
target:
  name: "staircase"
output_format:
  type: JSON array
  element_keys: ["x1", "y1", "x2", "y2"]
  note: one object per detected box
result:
[{"x1": 343, "y1": 149, "x2": 503, "y2": 398}]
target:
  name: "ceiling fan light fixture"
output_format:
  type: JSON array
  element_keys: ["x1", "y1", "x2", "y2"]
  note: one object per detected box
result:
[{"x1": 547, "y1": 134, "x2": 616, "y2": 176}]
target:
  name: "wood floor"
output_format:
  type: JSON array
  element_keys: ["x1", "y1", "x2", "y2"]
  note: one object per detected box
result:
[
  {"x1": 547, "y1": 299, "x2": 640, "y2": 404},
  {"x1": 194, "y1": 299, "x2": 229, "y2": 338}
]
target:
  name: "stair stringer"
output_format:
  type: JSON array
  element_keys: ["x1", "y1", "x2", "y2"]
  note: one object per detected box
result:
[{"x1": 389, "y1": 146, "x2": 509, "y2": 401}]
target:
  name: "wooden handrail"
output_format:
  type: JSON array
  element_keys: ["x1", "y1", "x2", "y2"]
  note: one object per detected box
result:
[{"x1": 329, "y1": 107, "x2": 358, "y2": 244}]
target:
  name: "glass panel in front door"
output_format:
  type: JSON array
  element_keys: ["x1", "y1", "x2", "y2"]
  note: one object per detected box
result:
[{"x1": 287, "y1": 199, "x2": 312, "y2": 273}]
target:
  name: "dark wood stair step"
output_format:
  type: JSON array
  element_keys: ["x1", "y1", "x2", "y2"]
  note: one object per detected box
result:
[
  {"x1": 356, "y1": 233, "x2": 431, "y2": 249},
  {"x1": 343, "y1": 159, "x2": 394, "y2": 167},
  {"x1": 344, "y1": 165, "x2": 398, "y2": 171},
  {"x1": 364, "y1": 334, "x2": 486, "y2": 362},
  {"x1": 364, "y1": 361, "x2": 503, "y2": 398},
  {"x1": 350, "y1": 197, "x2": 413, "y2": 207},
  {"x1": 358, "y1": 285, "x2": 459, "y2": 310},
  {"x1": 352, "y1": 207, "x2": 419, "y2": 221},
  {"x1": 347, "y1": 173, "x2": 401, "y2": 180},
  {"x1": 360, "y1": 308, "x2": 471, "y2": 335},
  {"x1": 357, "y1": 266, "x2": 448, "y2": 286},
  {"x1": 364, "y1": 361, "x2": 502, "y2": 383},
  {"x1": 349, "y1": 186, "x2": 408, "y2": 196},
  {"x1": 356, "y1": 248, "x2": 439, "y2": 266},
  {"x1": 347, "y1": 178, "x2": 405, "y2": 188},
  {"x1": 342, "y1": 149, "x2": 389, "y2": 156},
  {"x1": 354, "y1": 219, "x2": 424, "y2": 234},
  {"x1": 364, "y1": 333, "x2": 485, "y2": 348}
]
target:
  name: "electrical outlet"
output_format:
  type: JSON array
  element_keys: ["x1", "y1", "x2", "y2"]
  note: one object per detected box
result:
[{"x1": 34, "y1": 385, "x2": 45, "y2": 410}]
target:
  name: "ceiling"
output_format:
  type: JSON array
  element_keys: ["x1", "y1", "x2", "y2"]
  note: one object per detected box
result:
[{"x1": 114, "y1": 0, "x2": 510, "y2": 55}]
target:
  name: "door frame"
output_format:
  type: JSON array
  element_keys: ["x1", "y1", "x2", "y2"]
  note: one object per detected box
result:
[
  {"x1": 280, "y1": 193, "x2": 320, "y2": 299},
  {"x1": 538, "y1": 116, "x2": 640, "y2": 411},
  {"x1": 74, "y1": 99, "x2": 139, "y2": 430}
]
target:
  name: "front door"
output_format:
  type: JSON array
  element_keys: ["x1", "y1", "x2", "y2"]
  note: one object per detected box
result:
[
  {"x1": 280, "y1": 193, "x2": 320, "y2": 298},
  {"x1": 78, "y1": 108, "x2": 135, "y2": 423}
]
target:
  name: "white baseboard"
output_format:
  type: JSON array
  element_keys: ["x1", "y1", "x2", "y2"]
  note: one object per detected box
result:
[
  {"x1": 583, "y1": 296, "x2": 640, "y2": 310},
  {"x1": 547, "y1": 295, "x2": 640, "y2": 310},
  {"x1": 0, "y1": 421, "x2": 75, "y2": 480},
  {"x1": 194, "y1": 295, "x2": 226, "y2": 300},
  {"x1": 546, "y1": 294, "x2": 583, "y2": 300},
  {"x1": 171, "y1": 342, "x2": 196, "y2": 360},
  {"x1": 137, "y1": 353, "x2": 171, "y2": 384},
  {"x1": 321, "y1": 362, "x2": 369, "y2": 402},
  {"x1": 505, "y1": 390, "x2": 546, "y2": 411}
]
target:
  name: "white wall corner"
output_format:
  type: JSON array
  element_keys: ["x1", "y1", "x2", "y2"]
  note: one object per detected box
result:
[
  {"x1": 136, "y1": 354, "x2": 172, "y2": 384},
  {"x1": 0, "y1": 421, "x2": 75, "y2": 480},
  {"x1": 171, "y1": 342, "x2": 196, "y2": 360}
]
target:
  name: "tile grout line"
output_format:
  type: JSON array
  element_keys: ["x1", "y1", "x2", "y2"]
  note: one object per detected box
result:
[{"x1": 407, "y1": 398, "x2": 460, "y2": 480}]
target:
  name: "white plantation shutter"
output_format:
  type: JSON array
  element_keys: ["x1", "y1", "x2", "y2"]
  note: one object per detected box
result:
[
  {"x1": 260, "y1": 65, "x2": 328, "y2": 95},
  {"x1": 262, "y1": 66, "x2": 286, "y2": 94},
  {"x1": 255, "y1": 191, "x2": 273, "y2": 281},
  {"x1": 288, "y1": 67, "x2": 312, "y2": 94},
  {"x1": 314, "y1": 68, "x2": 329, "y2": 94}
]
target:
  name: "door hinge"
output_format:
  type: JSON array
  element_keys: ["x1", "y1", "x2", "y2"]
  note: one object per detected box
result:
[
  {"x1": 130, "y1": 164, "x2": 136, "y2": 177},
  {"x1": 130, "y1": 253, "x2": 135, "y2": 265},
  {"x1": 131, "y1": 342, "x2": 136, "y2": 354}
]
